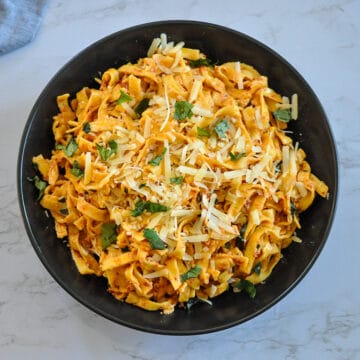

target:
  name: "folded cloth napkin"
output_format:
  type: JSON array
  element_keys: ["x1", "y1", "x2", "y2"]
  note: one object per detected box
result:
[{"x1": 0, "y1": 0, "x2": 47, "y2": 55}]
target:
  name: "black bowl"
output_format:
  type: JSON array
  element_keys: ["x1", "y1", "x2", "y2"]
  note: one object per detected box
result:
[{"x1": 17, "y1": 20, "x2": 338, "y2": 335}]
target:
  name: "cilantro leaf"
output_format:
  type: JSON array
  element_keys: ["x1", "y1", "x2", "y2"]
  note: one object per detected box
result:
[
  {"x1": 135, "y1": 98, "x2": 150, "y2": 116},
  {"x1": 27, "y1": 175, "x2": 47, "y2": 200},
  {"x1": 273, "y1": 108, "x2": 291, "y2": 122},
  {"x1": 234, "y1": 279, "x2": 256, "y2": 298},
  {"x1": 170, "y1": 176, "x2": 184, "y2": 185},
  {"x1": 131, "y1": 200, "x2": 168, "y2": 217},
  {"x1": 197, "y1": 126, "x2": 212, "y2": 137},
  {"x1": 143, "y1": 228, "x2": 167, "y2": 250},
  {"x1": 180, "y1": 265, "x2": 201, "y2": 282},
  {"x1": 56, "y1": 138, "x2": 78, "y2": 157},
  {"x1": 101, "y1": 223, "x2": 118, "y2": 250},
  {"x1": 148, "y1": 148, "x2": 167, "y2": 166},
  {"x1": 96, "y1": 140, "x2": 118, "y2": 161},
  {"x1": 174, "y1": 101, "x2": 193, "y2": 121},
  {"x1": 117, "y1": 90, "x2": 133, "y2": 105},
  {"x1": 214, "y1": 119, "x2": 229, "y2": 138},
  {"x1": 82, "y1": 122, "x2": 91, "y2": 133},
  {"x1": 229, "y1": 152, "x2": 245, "y2": 161},
  {"x1": 189, "y1": 58, "x2": 212, "y2": 68},
  {"x1": 71, "y1": 160, "x2": 84, "y2": 178}
]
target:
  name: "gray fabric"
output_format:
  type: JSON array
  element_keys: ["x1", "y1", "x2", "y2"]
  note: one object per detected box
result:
[{"x1": 0, "y1": 0, "x2": 47, "y2": 55}]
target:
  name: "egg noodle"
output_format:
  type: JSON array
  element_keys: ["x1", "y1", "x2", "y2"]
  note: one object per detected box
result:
[{"x1": 32, "y1": 34, "x2": 328, "y2": 314}]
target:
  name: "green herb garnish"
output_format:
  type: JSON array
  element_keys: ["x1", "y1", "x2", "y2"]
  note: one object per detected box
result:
[
  {"x1": 131, "y1": 200, "x2": 147, "y2": 217},
  {"x1": 143, "y1": 228, "x2": 167, "y2": 250},
  {"x1": 214, "y1": 119, "x2": 229, "y2": 138},
  {"x1": 82, "y1": 122, "x2": 91, "y2": 133},
  {"x1": 27, "y1": 175, "x2": 47, "y2": 200},
  {"x1": 148, "y1": 148, "x2": 167, "y2": 166},
  {"x1": 56, "y1": 138, "x2": 78, "y2": 157},
  {"x1": 234, "y1": 279, "x2": 256, "y2": 298},
  {"x1": 117, "y1": 90, "x2": 133, "y2": 105},
  {"x1": 180, "y1": 265, "x2": 201, "y2": 282},
  {"x1": 101, "y1": 223, "x2": 118, "y2": 250},
  {"x1": 170, "y1": 176, "x2": 184, "y2": 185},
  {"x1": 135, "y1": 98, "x2": 150, "y2": 116},
  {"x1": 273, "y1": 108, "x2": 291, "y2": 123},
  {"x1": 174, "y1": 101, "x2": 193, "y2": 121},
  {"x1": 197, "y1": 126, "x2": 212, "y2": 137},
  {"x1": 96, "y1": 139, "x2": 118, "y2": 161},
  {"x1": 229, "y1": 152, "x2": 245, "y2": 161},
  {"x1": 71, "y1": 160, "x2": 84, "y2": 178},
  {"x1": 189, "y1": 58, "x2": 212, "y2": 68},
  {"x1": 131, "y1": 200, "x2": 169, "y2": 217}
]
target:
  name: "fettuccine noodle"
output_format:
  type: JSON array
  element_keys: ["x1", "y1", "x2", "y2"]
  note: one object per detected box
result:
[{"x1": 33, "y1": 34, "x2": 328, "y2": 314}]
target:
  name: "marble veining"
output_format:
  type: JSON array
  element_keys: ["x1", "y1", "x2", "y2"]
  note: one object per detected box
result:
[{"x1": 1, "y1": 0, "x2": 360, "y2": 359}]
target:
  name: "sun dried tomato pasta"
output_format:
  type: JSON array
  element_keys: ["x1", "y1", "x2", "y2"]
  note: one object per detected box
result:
[{"x1": 32, "y1": 34, "x2": 328, "y2": 314}]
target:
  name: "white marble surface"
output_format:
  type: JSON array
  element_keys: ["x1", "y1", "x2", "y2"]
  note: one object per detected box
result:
[{"x1": 1, "y1": 0, "x2": 359, "y2": 358}]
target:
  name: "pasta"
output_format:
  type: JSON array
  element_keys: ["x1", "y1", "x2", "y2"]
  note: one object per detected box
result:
[{"x1": 32, "y1": 34, "x2": 328, "y2": 314}]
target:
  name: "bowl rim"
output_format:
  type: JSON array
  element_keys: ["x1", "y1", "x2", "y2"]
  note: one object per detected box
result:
[{"x1": 17, "y1": 19, "x2": 338, "y2": 335}]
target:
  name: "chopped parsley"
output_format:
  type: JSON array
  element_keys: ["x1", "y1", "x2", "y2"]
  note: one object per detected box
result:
[
  {"x1": 214, "y1": 119, "x2": 229, "y2": 138},
  {"x1": 71, "y1": 160, "x2": 84, "y2": 178},
  {"x1": 189, "y1": 58, "x2": 212, "y2": 68},
  {"x1": 117, "y1": 90, "x2": 133, "y2": 105},
  {"x1": 174, "y1": 101, "x2": 193, "y2": 121},
  {"x1": 56, "y1": 138, "x2": 78, "y2": 157},
  {"x1": 197, "y1": 126, "x2": 212, "y2": 137},
  {"x1": 234, "y1": 279, "x2": 256, "y2": 298},
  {"x1": 27, "y1": 175, "x2": 47, "y2": 200},
  {"x1": 229, "y1": 151, "x2": 245, "y2": 161},
  {"x1": 170, "y1": 176, "x2": 184, "y2": 185},
  {"x1": 273, "y1": 108, "x2": 291, "y2": 123},
  {"x1": 131, "y1": 200, "x2": 169, "y2": 217},
  {"x1": 143, "y1": 228, "x2": 167, "y2": 250},
  {"x1": 180, "y1": 265, "x2": 201, "y2": 282},
  {"x1": 96, "y1": 139, "x2": 118, "y2": 161},
  {"x1": 101, "y1": 223, "x2": 118, "y2": 250},
  {"x1": 135, "y1": 98, "x2": 150, "y2": 116},
  {"x1": 148, "y1": 148, "x2": 167, "y2": 166}
]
